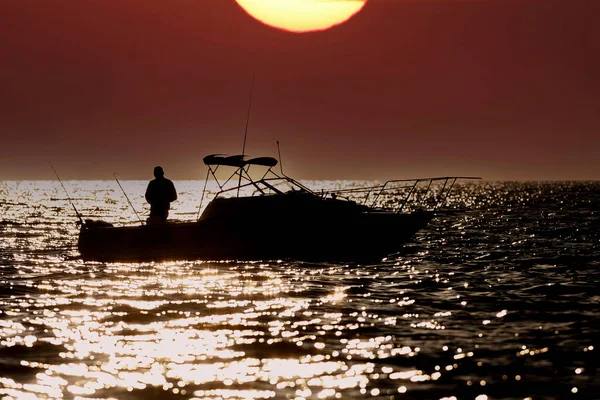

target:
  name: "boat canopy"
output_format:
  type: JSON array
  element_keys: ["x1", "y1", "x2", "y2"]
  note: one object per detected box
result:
[
  {"x1": 246, "y1": 157, "x2": 278, "y2": 167},
  {"x1": 203, "y1": 154, "x2": 277, "y2": 168},
  {"x1": 203, "y1": 154, "x2": 245, "y2": 167}
]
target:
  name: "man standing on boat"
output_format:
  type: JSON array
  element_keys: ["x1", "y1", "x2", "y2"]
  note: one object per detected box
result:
[{"x1": 145, "y1": 166, "x2": 177, "y2": 224}]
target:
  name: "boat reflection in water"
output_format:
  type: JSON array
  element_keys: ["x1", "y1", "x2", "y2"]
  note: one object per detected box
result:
[{"x1": 78, "y1": 154, "x2": 480, "y2": 262}]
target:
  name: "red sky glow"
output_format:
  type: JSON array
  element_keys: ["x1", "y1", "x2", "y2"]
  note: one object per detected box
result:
[{"x1": 0, "y1": 0, "x2": 598, "y2": 180}]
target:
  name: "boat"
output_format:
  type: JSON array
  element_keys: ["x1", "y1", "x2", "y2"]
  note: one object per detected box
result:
[{"x1": 77, "y1": 154, "x2": 480, "y2": 262}]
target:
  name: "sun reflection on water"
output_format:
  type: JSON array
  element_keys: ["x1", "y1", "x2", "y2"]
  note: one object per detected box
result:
[{"x1": 0, "y1": 260, "x2": 429, "y2": 399}]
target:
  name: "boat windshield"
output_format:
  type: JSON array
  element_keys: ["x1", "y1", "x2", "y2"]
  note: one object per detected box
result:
[{"x1": 197, "y1": 154, "x2": 315, "y2": 212}]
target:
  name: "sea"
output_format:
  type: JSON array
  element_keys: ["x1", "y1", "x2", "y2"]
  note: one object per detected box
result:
[{"x1": 0, "y1": 180, "x2": 598, "y2": 400}]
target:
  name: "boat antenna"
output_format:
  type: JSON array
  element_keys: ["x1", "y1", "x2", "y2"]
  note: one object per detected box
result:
[
  {"x1": 113, "y1": 173, "x2": 144, "y2": 224},
  {"x1": 277, "y1": 140, "x2": 284, "y2": 175},
  {"x1": 238, "y1": 72, "x2": 255, "y2": 197},
  {"x1": 241, "y1": 72, "x2": 255, "y2": 158},
  {"x1": 48, "y1": 161, "x2": 85, "y2": 226}
]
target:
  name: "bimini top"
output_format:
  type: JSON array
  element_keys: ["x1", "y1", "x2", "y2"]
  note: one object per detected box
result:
[{"x1": 203, "y1": 154, "x2": 278, "y2": 168}]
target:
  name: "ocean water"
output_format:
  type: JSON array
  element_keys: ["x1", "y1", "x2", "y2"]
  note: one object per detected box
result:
[{"x1": 0, "y1": 180, "x2": 598, "y2": 400}]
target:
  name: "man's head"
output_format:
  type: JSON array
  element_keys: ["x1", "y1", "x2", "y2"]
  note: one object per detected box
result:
[{"x1": 153, "y1": 166, "x2": 164, "y2": 178}]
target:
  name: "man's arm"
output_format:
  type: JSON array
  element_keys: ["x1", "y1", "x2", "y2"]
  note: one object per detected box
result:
[
  {"x1": 169, "y1": 180, "x2": 178, "y2": 202},
  {"x1": 145, "y1": 182, "x2": 153, "y2": 204}
]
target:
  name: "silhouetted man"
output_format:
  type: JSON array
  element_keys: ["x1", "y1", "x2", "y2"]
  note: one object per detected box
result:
[{"x1": 145, "y1": 166, "x2": 177, "y2": 223}]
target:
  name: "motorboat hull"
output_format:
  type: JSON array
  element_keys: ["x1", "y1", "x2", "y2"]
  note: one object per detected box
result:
[{"x1": 77, "y1": 211, "x2": 434, "y2": 263}]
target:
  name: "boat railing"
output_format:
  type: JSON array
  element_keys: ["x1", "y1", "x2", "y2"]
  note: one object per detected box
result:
[{"x1": 323, "y1": 176, "x2": 482, "y2": 213}]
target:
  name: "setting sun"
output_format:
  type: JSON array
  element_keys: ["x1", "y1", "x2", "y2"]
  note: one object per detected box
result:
[{"x1": 235, "y1": 0, "x2": 368, "y2": 33}]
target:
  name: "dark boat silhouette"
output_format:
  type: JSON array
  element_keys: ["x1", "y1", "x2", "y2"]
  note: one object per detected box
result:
[{"x1": 77, "y1": 154, "x2": 479, "y2": 262}]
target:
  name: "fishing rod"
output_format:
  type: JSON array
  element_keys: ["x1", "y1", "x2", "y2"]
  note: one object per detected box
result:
[
  {"x1": 48, "y1": 161, "x2": 85, "y2": 226},
  {"x1": 238, "y1": 72, "x2": 256, "y2": 197},
  {"x1": 113, "y1": 173, "x2": 144, "y2": 224}
]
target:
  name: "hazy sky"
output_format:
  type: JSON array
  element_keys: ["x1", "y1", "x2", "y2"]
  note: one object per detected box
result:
[{"x1": 1, "y1": 0, "x2": 598, "y2": 180}]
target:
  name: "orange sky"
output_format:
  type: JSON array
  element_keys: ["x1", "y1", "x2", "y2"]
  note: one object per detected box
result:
[{"x1": 0, "y1": 0, "x2": 598, "y2": 180}]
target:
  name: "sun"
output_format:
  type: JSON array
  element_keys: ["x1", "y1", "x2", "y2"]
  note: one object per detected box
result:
[{"x1": 236, "y1": 0, "x2": 368, "y2": 33}]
